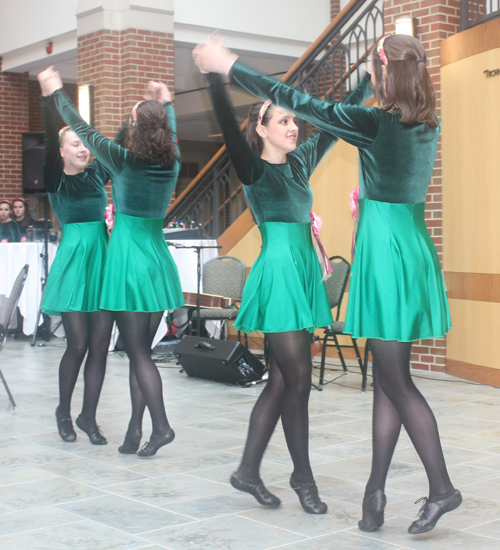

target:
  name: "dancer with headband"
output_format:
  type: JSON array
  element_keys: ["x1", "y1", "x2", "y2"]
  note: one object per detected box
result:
[
  {"x1": 39, "y1": 67, "x2": 184, "y2": 458},
  {"x1": 38, "y1": 77, "x2": 113, "y2": 445},
  {"x1": 0, "y1": 200, "x2": 21, "y2": 242},
  {"x1": 194, "y1": 45, "x2": 372, "y2": 514},
  {"x1": 194, "y1": 33, "x2": 460, "y2": 534}
]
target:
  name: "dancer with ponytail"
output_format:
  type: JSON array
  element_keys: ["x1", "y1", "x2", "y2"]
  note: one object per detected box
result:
[
  {"x1": 39, "y1": 67, "x2": 184, "y2": 457},
  {"x1": 194, "y1": 33, "x2": 461, "y2": 534},
  {"x1": 194, "y1": 43, "x2": 372, "y2": 514}
]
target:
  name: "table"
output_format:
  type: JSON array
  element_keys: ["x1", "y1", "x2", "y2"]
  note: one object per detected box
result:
[{"x1": 0, "y1": 243, "x2": 57, "y2": 335}]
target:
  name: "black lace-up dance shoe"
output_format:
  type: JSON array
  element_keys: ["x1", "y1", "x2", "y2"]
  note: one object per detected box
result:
[
  {"x1": 55, "y1": 407, "x2": 76, "y2": 442},
  {"x1": 118, "y1": 429, "x2": 142, "y2": 454},
  {"x1": 408, "y1": 490, "x2": 462, "y2": 534},
  {"x1": 136, "y1": 429, "x2": 175, "y2": 457},
  {"x1": 290, "y1": 475, "x2": 327, "y2": 514},
  {"x1": 76, "y1": 415, "x2": 107, "y2": 445},
  {"x1": 358, "y1": 490, "x2": 387, "y2": 531},
  {"x1": 230, "y1": 473, "x2": 281, "y2": 506}
]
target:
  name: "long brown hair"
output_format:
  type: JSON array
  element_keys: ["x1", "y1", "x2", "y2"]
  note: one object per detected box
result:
[
  {"x1": 372, "y1": 34, "x2": 437, "y2": 128},
  {"x1": 126, "y1": 100, "x2": 178, "y2": 166},
  {"x1": 245, "y1": 101, "x2": 274, "y2": 155}
]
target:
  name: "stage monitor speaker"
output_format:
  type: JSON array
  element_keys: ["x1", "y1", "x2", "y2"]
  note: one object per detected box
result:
[
  {"x1": 22, "y1": 131, "x2": 46, "y2": 196},
  {"x1": 175, "y1": 336, "x2": 265, "y2": 384}
]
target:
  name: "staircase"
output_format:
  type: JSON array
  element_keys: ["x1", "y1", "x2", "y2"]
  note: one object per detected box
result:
[{"x1": 166, "y1": 0, "x2": 384, "y2": 250}]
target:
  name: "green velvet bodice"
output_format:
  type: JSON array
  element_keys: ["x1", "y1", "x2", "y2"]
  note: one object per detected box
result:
[
  {"x1": 41, "y1": 96, "x2": 109, "y2": 226},
  {"x1": 0, "y1": 220, "x2": 21, "y2": 243},
  {"x1": 230, "y1": 62, "x2": 440, "y2": 205},
  {"x1": 52, "y1": 89, "x2": 181, "y2": 219},
  {"x1": 206, "y1": 73, "x2": 372, "y2": 225}
]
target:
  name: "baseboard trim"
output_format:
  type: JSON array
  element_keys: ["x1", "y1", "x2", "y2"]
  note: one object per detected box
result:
[{"x1": 446, "y1": 359, "x2": 500, "y2": 388}]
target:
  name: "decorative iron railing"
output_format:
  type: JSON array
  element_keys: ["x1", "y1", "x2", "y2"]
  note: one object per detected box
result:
[
  {"x1": 460, "y1": 0, "x2": 500, "y2": 30},
  {"x1": 166, "y1": 0, "x2": 384, "y2": 239}
]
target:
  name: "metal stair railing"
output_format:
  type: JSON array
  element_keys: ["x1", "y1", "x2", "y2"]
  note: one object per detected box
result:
[{"x1": 166, "y1": 0, "x2": 384, "y2": 239}]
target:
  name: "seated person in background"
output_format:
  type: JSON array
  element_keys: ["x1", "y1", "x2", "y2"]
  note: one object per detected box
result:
[
  {"x1": 0, "y1": 200, "x2": 21, "y2": 242},
  {"x1": 13, "y1": 198, "x2": 38, "y2": 239}
]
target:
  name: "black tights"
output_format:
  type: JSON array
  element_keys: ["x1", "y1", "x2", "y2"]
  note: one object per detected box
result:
[
  {"x1": 58, "y1": 311, "x2": 113, "y2": 424},
  {"x1": 236, "y1": 330, "x2": 314, "y2": 484},
  {"x1": 115, "y1": 311, "x2": 169, "y2": 435},
  {"x1": 365, "y1": 339, "x2": 454, "y2": 498}
]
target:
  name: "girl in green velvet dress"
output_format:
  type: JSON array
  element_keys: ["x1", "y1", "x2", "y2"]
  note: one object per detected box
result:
[
  {"x1": 41, "y1": 68, "x2": 184, "y2": 458},
  {"x1": 38, "y1": 80, "x2": 113, "y2": 446},
  {"x1": 194, "y1": 34, "x2": 460, "y2": 534},
  {"x1": 0, "y1": 200, "x2": 21, "y2": 242},
  {"x1": 196, "y1": 55, "x2": 371, "y2": 513}
]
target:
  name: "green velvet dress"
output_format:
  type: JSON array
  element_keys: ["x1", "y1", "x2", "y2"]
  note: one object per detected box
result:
[
  {"x1": 0, "y1": 220, "x2": 21, "y2": 243},
  {"x1": 52, "y1": 90, "x2": 184, "y2": 313},
  {"x1": 206, "y1": 73, "x2": 372, "y2": 333},
  {"x1": 41, "y1": 96, "x2": 109, "y2": 315},
  {"x1": 230, "y1": 62, "x2": 451, "y2": 341}
]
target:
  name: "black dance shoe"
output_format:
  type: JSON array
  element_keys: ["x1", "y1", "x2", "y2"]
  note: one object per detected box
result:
[
  {"x1": 118, "y1": 429, "x2": 142, "y2": 454},
  {"x1": 136, "y1": 429, "x2": 175, "y2": 457},
  {"x1": 358, "y1": 490, "x2": 387, "y2": 532},
  {"x1": 55, "y1": 407, "x2": 76, "y2": 442},
  {"x1": 76, "y1": 415, "x2": 107, "y2": 445},
  {"x1": 290, "y1": 475, "x2": 328, "y2": 514},
  {"x1": 230, "y1": 472, "x2": 281, "y2": 507},
  {"x1": 408, "y1": 489, "x2": 462, "y2": 534}
]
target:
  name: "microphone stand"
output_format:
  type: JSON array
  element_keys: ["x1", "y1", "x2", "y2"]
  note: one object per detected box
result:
[
  {"x1": 31, "y1": 195, "x2": 51, "y2": 346},
  {"x1": 166, "y1": 241, "x2": 221, "y2": 335}
]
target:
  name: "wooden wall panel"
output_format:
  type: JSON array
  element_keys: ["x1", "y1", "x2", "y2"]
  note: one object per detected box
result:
[{"x1": 442, "y1": 48, "x2": 500, "y2": 275}]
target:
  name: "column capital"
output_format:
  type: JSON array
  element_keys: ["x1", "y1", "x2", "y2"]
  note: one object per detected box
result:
[{"x1": 76, "y1": 0, "x2": 174, "y2": 36}]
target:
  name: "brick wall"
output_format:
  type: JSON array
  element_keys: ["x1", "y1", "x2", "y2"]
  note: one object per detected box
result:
[
  {"x1": 0, "y1": 58, "x2": 29, "y2": 200},
  {"x1": 384, "y1": 0, "x2": 461, "y2": 371}
]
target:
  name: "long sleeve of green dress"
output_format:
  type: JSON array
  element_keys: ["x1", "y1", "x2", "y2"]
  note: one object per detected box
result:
[{"x1": 230, "y1": 62, "x2": 439, "y2": 204}]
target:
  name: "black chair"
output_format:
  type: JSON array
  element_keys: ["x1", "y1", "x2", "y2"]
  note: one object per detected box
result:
[
  {"x1": 190, "y1": 255, "x2": 246, "y2": 339},
  {"x1": 318, "y1": 256, "x2": 368, "y2": 391},
  {"x1": 0, "y1": 264, "x2": 29, "y2": 409}
]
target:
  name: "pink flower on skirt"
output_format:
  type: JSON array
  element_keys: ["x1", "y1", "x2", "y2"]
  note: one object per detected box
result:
[
  {"x1": 349, "y1": 186, "x2": 360, "y2": 220},
  {"x1": 105, "y1": 203, "x2": 115, "y2": 234}
]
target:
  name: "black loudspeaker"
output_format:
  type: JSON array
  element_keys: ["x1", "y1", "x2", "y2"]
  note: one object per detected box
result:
[
  {"x1": 22, "y1": 131, "x2": 46, "y2": 196},
  {"x1": 175, "y1": 336, "x2": 265, "y2": 384}
]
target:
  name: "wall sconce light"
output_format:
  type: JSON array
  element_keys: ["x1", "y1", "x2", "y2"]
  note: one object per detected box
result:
[
  {"x1": 78, "y1": 84, "x2": 94, "y2": 126},
  {"x1": 395, "y1": 16, "x2": 417, "y2": 37}
]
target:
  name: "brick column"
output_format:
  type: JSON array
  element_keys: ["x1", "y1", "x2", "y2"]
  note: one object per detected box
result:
[
  {"x1": 76, "y1": 1, "x2": 175, "y2": 135},
  {"x1": 0, "y1": 58, "x2": 29, "y2": 200},
  {"x1": 384, "y1": 0, "x2": 460, "y2": 371}
]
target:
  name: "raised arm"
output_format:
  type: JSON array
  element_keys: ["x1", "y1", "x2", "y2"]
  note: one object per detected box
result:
[
  {"x1": 40, "y1": 96, "x2": 64, "y2": 193},
  {"x1": 230, "y1": 62, "x2": 379, "y2": 149},
  {"x1": 205, "y1": 73, "x2": 264, "y2": 185},
  {"x1": 294, "y1": 72, "x2": 375, "y2": 176}
]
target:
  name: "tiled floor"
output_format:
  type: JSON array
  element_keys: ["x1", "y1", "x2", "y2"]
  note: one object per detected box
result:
[{"x1": 1, "y1": 337, "x2": 500, "y2": 549}]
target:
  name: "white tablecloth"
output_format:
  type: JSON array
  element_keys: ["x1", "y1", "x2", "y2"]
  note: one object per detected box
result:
[
  {"x1": 0, "y1": 243, "x2": 57, "y2": 335},
  {"x1": 167, "y1": 239, "x2": 220, "y2": 292}
]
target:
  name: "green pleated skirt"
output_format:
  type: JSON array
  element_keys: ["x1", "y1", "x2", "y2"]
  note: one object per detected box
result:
[
  {"x1": 234, "y1": 222, "x2": 333, "y2": 333},
  {"x1": 99, "y1": 212, "x2": 184, "y2": 312},
  {"x1": 344, "y1": 199, "x2": 451, "y2": 342},
  {"x1": 42, "y1": 221, "x2": 108, "y2": 315}
]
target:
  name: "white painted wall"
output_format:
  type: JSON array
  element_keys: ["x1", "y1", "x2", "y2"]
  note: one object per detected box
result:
[
  {"x1": 174, "y1": 0, "x2": 330, "y2": 45},
  {"x1": 0, "y1": 0, "x2": 79, "y2": 55},
  {"x1": 0, "y1": 0, "x2": 330, "y2": 59}
]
